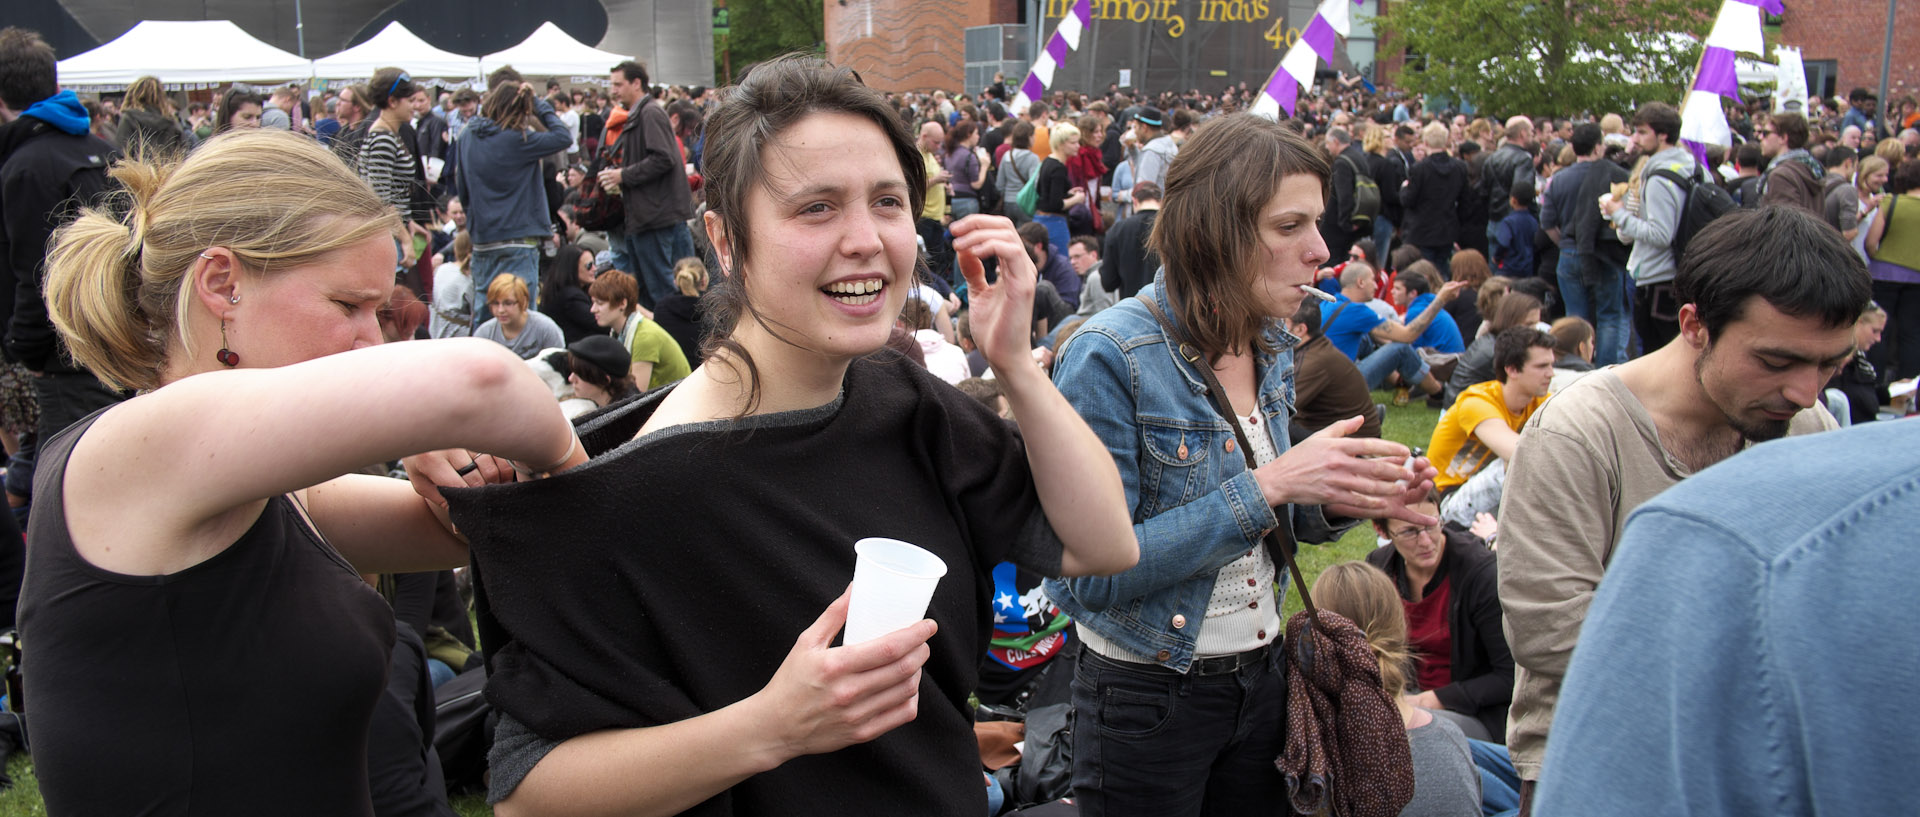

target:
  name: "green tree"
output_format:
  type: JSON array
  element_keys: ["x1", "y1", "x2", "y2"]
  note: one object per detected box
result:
[
  {"x1": 1381, "y1": 0, "x2": 1720, "y2": 116},
  {"x1": 715, "y1": 0, "x2": 825, "y2": 83}
]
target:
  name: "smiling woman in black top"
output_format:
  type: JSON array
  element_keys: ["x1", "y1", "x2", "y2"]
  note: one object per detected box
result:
[{"x1": 446, "y1": 55, "x2": 1138, "y2": 817}]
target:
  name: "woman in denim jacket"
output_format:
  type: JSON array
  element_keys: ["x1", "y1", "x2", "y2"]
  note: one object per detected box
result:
[{"x1": 1046, "y1": 113, "x2": 1441, "y2": 817}]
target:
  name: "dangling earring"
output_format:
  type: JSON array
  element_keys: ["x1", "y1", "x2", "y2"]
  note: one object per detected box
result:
[{"x1": 217, "y1": 306, "x2": 239, "y2": 367}]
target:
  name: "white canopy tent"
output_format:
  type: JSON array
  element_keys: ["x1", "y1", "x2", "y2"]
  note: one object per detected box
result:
[
  {"x1": 313, "y1": 21, "x2": 481, "y2": 80},
  {"x1": 57, "y1": 20, "x2": 312, "y2": 87},
  {"x1": 480, "y1": 22, "x2": 632, "y2": 77}
]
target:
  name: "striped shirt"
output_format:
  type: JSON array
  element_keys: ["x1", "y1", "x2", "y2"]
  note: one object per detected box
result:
[{"x1": 356, "y1": 129, "x2": 413, "y2": 214}]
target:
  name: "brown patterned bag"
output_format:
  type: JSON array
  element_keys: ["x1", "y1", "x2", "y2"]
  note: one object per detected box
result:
[{"x1": 1136, "y1": 294, "x2": 1415, "y2": 817}]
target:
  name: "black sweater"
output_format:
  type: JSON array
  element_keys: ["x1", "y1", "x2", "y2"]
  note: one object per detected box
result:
[
  {"x1": 445, "y1": 356, "x2": 1064, "y2": 816},
  {"x1": 1035, "y1": 157, "x2": 1072, "y2": 214},
  {"x1": 1400, "y1": 152, "x2": 1470, "y2": 248},
  {"x1": 1366, "y1": 528, "x2": 1514, "y2": 742}
]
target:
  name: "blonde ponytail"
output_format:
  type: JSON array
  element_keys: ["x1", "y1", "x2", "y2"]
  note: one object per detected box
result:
[
  {"x1": 1310, "y1": 561, "x2": 1415, "y2": 699},
  {"x1": 44, "y1": 129, "x2": 399, "y2": 391}
]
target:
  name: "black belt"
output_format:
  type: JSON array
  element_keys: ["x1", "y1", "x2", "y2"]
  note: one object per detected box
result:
[{"x1": 1190, "y1": 643, "x2": 1273, "y2": 676}]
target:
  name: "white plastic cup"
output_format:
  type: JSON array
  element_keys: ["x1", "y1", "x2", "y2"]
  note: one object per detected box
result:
[{"x1": 844, "y1": 538, "x2": 949, "y2": 645}]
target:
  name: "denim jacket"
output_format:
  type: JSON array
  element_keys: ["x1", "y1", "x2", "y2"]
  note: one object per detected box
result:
[{"x1": 1045, "y1": 276, "x2": 1349, "y2": 672}]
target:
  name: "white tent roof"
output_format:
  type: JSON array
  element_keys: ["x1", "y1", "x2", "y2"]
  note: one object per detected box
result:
[
  {"x1": 313, "y1": 21, "x2": 480, "y2": 79},
  {"x1": 58, "y1": 20, "x2": 312, "y2": 86},
  {"x1": 480, "y1": 22, "x2": 632, "y2": 77}
]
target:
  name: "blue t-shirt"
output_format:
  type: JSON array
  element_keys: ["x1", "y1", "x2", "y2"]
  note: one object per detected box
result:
[
  {"x1": 1407, "y1": 293, "x2": 1466, "y2": 353},
  {"x1": 1320, "y1": 294, "x2": 1385, "y2": 360}
]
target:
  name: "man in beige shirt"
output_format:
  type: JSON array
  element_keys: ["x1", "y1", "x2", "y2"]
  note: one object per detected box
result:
[{"x1": 1496, "y1": 206, "x2": 1872, "y2": 813}]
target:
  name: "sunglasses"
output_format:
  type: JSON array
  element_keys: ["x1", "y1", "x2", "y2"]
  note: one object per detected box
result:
[{"x1": 388, "y1": 71, "x2": 412, "y2": 97}]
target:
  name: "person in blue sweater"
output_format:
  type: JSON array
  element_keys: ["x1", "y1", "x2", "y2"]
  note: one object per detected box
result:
[
  {"x1": 1492, "y1": 179, "x2": 1538, "y2": 277},
  {"x1": 454, "y1": 81, "x2": 571, "y2": 316},
  {"x1": 1536, "y1": 418, "x2": 1919, "y2": 816}
]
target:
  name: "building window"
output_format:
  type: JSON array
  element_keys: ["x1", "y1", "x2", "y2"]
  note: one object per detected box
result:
[{"x1": 1804, "y1": 59, "x2": 1837, "y2": 103}]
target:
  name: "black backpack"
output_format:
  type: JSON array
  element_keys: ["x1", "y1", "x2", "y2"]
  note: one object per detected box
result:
[{"x1": 1649, "y1": 167, "x2": 1737, "y2": 262}]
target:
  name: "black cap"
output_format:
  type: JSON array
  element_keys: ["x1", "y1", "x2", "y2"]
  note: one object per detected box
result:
[
  {"x1": 568, "y1": 335, "x2": 631, "y2": 379},
  {"x1": 1135, "y1": 106, "x2": 1165, "y2": 128}
]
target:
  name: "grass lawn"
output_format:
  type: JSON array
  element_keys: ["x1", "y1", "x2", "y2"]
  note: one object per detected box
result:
[{"x1": 0, "y1": 394, "x2": 1440, "y2": 815}]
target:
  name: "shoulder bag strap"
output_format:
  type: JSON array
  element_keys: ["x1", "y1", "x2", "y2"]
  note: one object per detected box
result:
[{"x1": 1133, "y1": 294, "x2": 1323, "y2": 625}]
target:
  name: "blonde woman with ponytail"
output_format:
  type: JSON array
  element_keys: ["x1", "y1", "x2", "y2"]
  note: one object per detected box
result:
[
  {"x1": 17, "y1": 128, "x2": 585, "y2": 816},
  {"x1": 1313, "y1": 561, "x2": 1483, "y2": 817}
]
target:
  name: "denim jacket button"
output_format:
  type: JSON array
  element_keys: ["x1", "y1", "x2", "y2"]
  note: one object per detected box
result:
[
  {"x1": 1224, "y1": 439, "x2": 1236, "y2": 453},
  {"x1": 1171, "y1": 614, "x2": 1187, "y2": 629},
  {"x1": 1177, "y1": 443, "x2": 1188, "y2": 459},
  {"x1": 1156, "y1": 649, "x2": 1172, "y2": 662}
]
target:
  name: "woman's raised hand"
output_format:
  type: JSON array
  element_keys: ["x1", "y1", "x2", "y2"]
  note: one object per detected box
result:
[
  {"x1": 752, "y1": 588, "x2": 936, "y2": 760},
  {"x1": 950, "y1": 215, "x2": 1037, "y2": 374}
]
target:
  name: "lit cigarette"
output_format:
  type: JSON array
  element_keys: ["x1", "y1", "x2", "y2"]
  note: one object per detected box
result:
[{"x1": 1298, "y1": 284, "x2": 1335, "y2": 301}]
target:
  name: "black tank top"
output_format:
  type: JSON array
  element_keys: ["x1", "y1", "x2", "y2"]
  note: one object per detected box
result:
[{"x1": 18, "y1": 408, "x2": 396, "y2": 816}]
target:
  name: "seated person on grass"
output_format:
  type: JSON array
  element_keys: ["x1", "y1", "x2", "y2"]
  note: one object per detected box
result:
[
  {"x1": 1548, "y1": 316, "x2": 1596, "y2": 392},
  {"x1": 587, "y1": 270, "x2": 693, "y2": 390},
  {"x1": 1428, "y1": 327, "x2": 1555, "y2": 528},
  {"x1": 1287, "y1": 298, "x2": 1383, "y2": 440},
  {"x1": 1322, "y1": 262, "x2": 1467, "y2": 401}
]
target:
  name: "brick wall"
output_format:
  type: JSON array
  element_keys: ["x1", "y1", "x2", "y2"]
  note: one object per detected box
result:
[
  {"x1": 1782, "y1": 0, "x2": 1920, "y2": 104},
  {"x1": 826, "y1": 0, "x2": 998, "y2": 92}
]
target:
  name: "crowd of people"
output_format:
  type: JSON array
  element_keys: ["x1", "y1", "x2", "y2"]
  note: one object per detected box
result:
[{"x1": 0, "y1": 18, "x2": 1917, "y2": 817}]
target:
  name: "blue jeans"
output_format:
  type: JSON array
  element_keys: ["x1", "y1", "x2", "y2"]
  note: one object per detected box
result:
[
  {"x1": 470, "y1": 244, "x2": 541, "y2": 317},
  {"x1": 1372, "y1": 214, "x2": 1396, "y2": 266},
  {"x1": 612, "y1": 222, "x2": 696, "y2": 311},
  {"x1": 1419, "y1": 245, "x2": 1453, "y2": 279},
  {"x1": 1070, "y1": 647, "x2": 1287, "y2": 817},
  {"x1": 1553, "y1": 250, "x2": 1630, "y2": 366},
  {"x1": 951, "y1": 196, "x2": 981, "y2": 219},
  {"x1": 1470, "y1": 739, "x2": 1521, "y2": 816},
  {"x1": 1033, "y1": 213, "x2": 1071, "y2": 264},
  {"x1": 1357, "y1": 341, "x2": 1430, "y2": 391}
]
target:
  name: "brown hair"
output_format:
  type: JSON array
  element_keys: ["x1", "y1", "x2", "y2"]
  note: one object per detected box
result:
[
  {"x1": 481, "y1": 81, "x2": 539, "y2": 132},
  {"x1": 1475, "y1": 276, "x2": 1512, "y2": 323},
  {"x1": 698, "y1": 54, "x2": 923, "y2": 416},
  {"x1": 899, "y1": 296, "x2": 934, "y2": 332},
  {"x1": 1549, "y1": 315, "x2": 1593, "y2": 355},
  {"x1": 1312, "y1": 562, "x2": 1412, "y2": 699},
  {"x1": 1449, "y1": 249, "x2": 1491, "y2": 287},
  {"x1": 1151, "y1": 113, "x2": 1329, "y2": 361},
  {"x1": 1489, "y1": 291, "x2": 1543, "y2": 334},
  {"x1": 589, "y1": 269, "x2": 640, "y2": 314},
  {"x1": 123, "y1": 75, "x2": 172, "y2": 116},
  {"x1": 44, "y1": 129, "x2": 399, "y2": 391}
]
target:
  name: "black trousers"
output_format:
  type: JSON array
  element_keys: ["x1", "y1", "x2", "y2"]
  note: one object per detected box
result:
[
  {"x1": 1869, "y1": 279, "x2": 1920, "y2": 380},
  {"x1": 1633, "y1": 282, "x2": 1681, "y2": 357}
]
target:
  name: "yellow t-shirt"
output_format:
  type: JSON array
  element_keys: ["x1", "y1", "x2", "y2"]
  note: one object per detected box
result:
[
  {"x1": 1428, "y1": 380, "x2": 1548, "y2": 491},
  {"x1": 626, "y1": 317, "x2": 692, "y2": 390},
  {"x1": 921, "y1": 150, "x2": 947, "y2": 221}
]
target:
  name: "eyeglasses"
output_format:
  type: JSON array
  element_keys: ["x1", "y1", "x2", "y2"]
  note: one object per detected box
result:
[
  {"x1": 1388, "y1": 523, "x2": 1443, "y2": 543},
  {"x1": 1756, "y1": 129, "x2": 1775, "y2": 136},
  {"x1": 388, "y1": 71, "x2": 412, "y2": 97}
]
